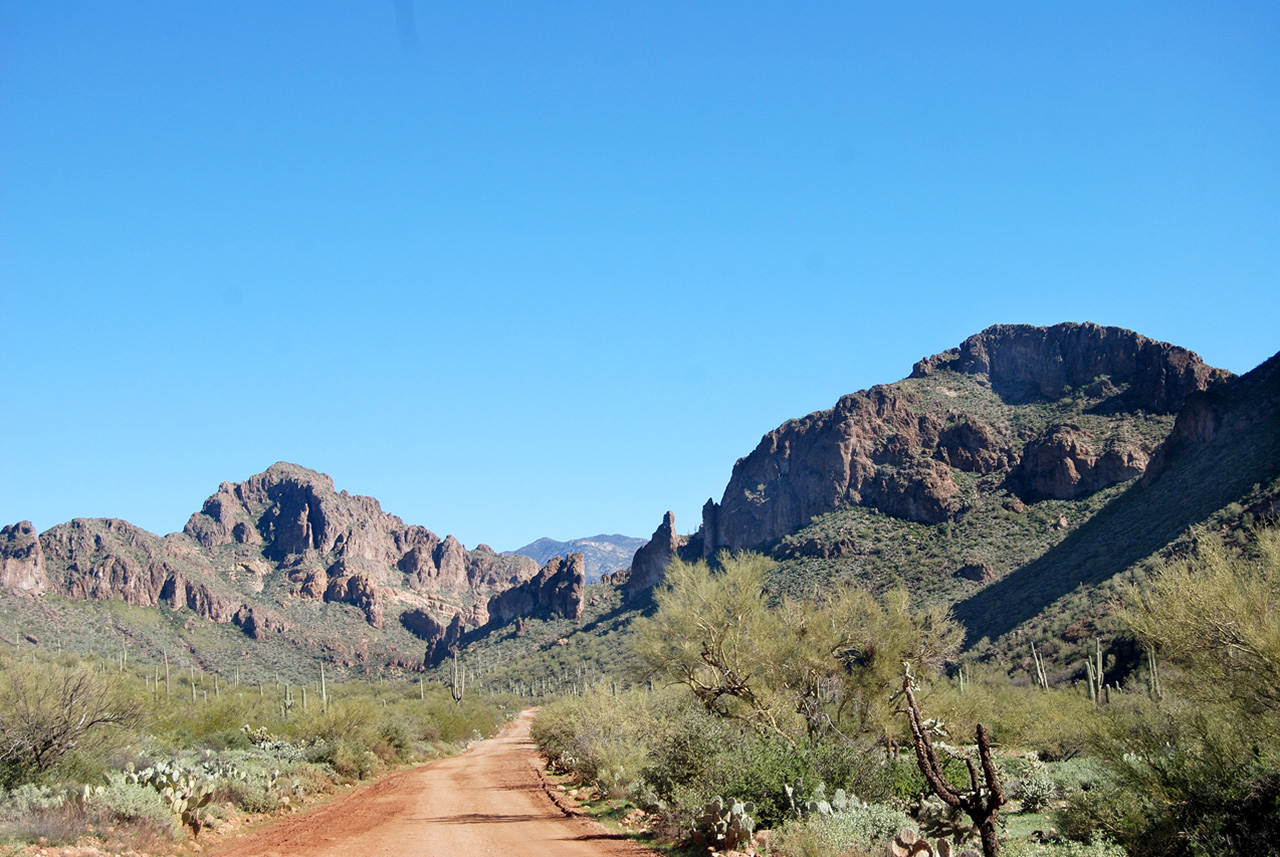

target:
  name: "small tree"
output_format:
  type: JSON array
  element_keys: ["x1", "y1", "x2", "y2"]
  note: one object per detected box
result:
[
  {"x1": 631, "y1": 552, "x2": 963, "y2": 744},
  {"x1": 0, "y1": 658, "x2": 145, "y2": 786},
  {"x1": 1122, "y1": 527, "x2": 1280, "y2": 717}
]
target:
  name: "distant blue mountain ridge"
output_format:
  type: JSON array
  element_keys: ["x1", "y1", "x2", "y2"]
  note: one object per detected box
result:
[{"x1": 506, "y1": 534, "x2": 646, "y2": 584}]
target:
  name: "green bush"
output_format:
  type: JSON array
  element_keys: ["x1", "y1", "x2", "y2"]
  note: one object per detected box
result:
[
  {"x1": 773, "y1": 801, "x2": 914, "y2": 857},
  {"x1": 94, "y1": 782, "x2": 180, "y2": 838},
  {"x1": 307, "y1": 739, "x2": 381, "y2": 782},
  {"x1": 532, "y1": 685, "x2": 659, "y2": 790},
  {"x1": 0, "y1": 783, "x2": 66, "y2": 812},
  {"x1": 1002, "y1": 839, "x2": 1127, "y2": 857}
]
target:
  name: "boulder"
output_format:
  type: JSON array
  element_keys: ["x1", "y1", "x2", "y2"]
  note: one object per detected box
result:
[{"x1": 955, "y1": 562, "x2": 998, "y2": 583}]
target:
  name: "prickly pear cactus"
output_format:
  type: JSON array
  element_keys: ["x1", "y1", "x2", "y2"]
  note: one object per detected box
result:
[
  {"x1": 690, "y1": 795, "x2": 756, "y2": 852},
  {"x1": 785, "y1": 781, "x2": 850, "y2": 818},
  {"x1": 123, "y1": 760, "x2": 215, "y2": 836}
]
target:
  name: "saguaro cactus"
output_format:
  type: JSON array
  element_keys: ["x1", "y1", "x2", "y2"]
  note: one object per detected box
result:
[
  {"x1": 1085, "y1": 638, "x2": 1105, "y2": 705},
  {"x1": 451, "y1": 652, "x2": 465, "y2": 704},
  {"x1": 1030, "y1": 644, "x2": 1048, "y2": 690}
]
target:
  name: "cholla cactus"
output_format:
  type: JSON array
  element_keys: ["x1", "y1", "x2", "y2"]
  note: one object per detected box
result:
[{"x1": 690, "y1": 796, "x2": 756, "y2": 852}]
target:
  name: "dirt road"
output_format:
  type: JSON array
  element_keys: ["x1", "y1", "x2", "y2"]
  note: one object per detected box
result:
[{"x1": 210, "y1": 709, "x2": 659, "y2": 857}]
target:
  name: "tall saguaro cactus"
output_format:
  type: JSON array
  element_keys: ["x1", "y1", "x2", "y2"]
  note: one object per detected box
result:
[
  {"x1": 1084, "y1": 638, "x2": 1106, "y2": 705},
  {"x1": 451, "y1": 652, "x2": 465, "y2": 705}
]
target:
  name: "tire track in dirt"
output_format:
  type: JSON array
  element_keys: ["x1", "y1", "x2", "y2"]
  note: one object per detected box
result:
[{"x1": 209, "y1": 709, "x2": 659, "y2": 857}]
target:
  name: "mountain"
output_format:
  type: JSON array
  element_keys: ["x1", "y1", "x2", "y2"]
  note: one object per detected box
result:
[
  {"x1": 609, "y1": 322, "x2": 1279, "y2": 676},
  {"x1": 508, "y1": 535, "x2": 645, "y2": 583},
  {"x1": 0, "y1": 463, "x2": 585, "y2": 678},
  {"x1": 427, "y1": 321, "x2": 1277, "y2": 694},
  {"x1": 4, "y1": 322, "x2": 1275, "y2": 693}
]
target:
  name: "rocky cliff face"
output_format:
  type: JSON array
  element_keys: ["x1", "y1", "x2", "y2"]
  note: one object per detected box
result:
[
  {"x1": 910, "y1": 322, "x2": 1231, "y2": 411},
  {"x1": 1, "y1": 463, "x2": 540, "y2": 639},
  {"x1": 0, "y1": 522, "x2": 47, "y2": 595},
  {"x1": 625, "y1": 512, "x2": 688, "y2": 600},
  {"x1": 400, "y1": 608, "x2": 465, "y2": 665},
  {"x1": 692, "y1": 323, "x2": 1231, "y2": 555},
  {"x1": 1007, "y1": 424, "x2": 1149, "y2": 501},
  {"x1": 485, "y1": 553, "x2": 586, "y2": 629}
]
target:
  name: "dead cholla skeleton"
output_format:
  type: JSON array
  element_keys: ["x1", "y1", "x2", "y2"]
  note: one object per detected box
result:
[{"x1": 896, "y1": 664, "x2": 1006, "y2": 857}]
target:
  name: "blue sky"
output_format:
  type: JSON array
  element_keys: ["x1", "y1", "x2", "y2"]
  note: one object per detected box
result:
[{"x1": 2, "y1": 2, "x2": 1277, "y2": 551}]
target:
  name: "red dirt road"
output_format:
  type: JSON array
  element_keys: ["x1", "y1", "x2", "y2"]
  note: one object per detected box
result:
[{"x1": 210, "y1": 709, "x2": 660, "y2": 857}]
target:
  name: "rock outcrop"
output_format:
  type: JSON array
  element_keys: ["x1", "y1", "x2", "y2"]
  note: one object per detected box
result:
[
  {"x1": 401, "y1": 608, "x2": 465, "y2": 665},
  {"x1": 5, "y1": 463, "x2": 539, "y2": 641},
  {"x1": 182, "y1": 463, "x2": 538, "y2": 599},
  {"x1": 232, "y1": 605, "x2": 287, "y2": 639},
  {"x1": 955, "y1": 562, "x2": 998, "y2": 584},
  {"x1": 701, "y1": 386, "x2": 958, "y2": 553},
  {"x1": 507, "y1": 534, "x2": 646, "y2": 583},
  {"x1": 485, "y1": 553, "x2": 586, "y2": 628},
  {"x1": 910, "y1": 322, "x2": 1231, "y2": 411},
  {"x1": 625, "y1": 512, "x2": 687, "y2": 599},
  {"x1": 935, "y1": 417, "x2": 1012, "y2": 473},
  {"x1": 697, "y1": 323, "x2": 1230, "y2": 554},
  {"x1": 1008, "y1": 424, "x2": 1149, "y2": 501},
  {"x1": 0, "y1": 521, "x2": 48, "y2": 595}
]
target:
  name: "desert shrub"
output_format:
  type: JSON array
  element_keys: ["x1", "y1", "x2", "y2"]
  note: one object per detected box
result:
[
  {"x1": 532, "y1": 685, "x2": 659, "y2": 789},
  {"x1": 926, "y1": 669, "x2": 1097, "y2": 762},
  {"x1": 0, "y1": 657, "x2": 144, "y2": 788},
  {"x1": 1045, "y1": 757, "x2": 1107, "y2": 796},
  {"x1": 293, "y1": 697, "x2": 378, "y2": 745},
  {"x1": 94, "y1": 781, "x2": 180, "y2": 838},
  {"x1": 1005, "y1": 755, "x2": 1057, "y2": 812},
  {"x1": 307, "y1": 738, "x2": 381, "y2": 782},
  {"x1": 806, "y1": 737, "x2": 894, "y2": 806},
  {"x1": 1002, "y1": 840, "x2": 1127, "y2": 857},
  {"x1": 231, "y1": 783, "x2": 284, "y2": 814},
  {"x1": 771, "y1": 801, "x2": 914, "y2": 857},
  {"x1": 1055, "y1": 526, "x2": 1280, "y2": 857},
  {"x1": 281, "y1": 761, "x2": 335, "y2": 796},
  {"x1": 1, "y1": 783, "x2": 66, "y2": 812},
  {"x1": 887, "y1": 752, "x2": 972, "y2": 807},
  {"x1": 888, "y1": 757, "x2": 927, "y2": 803},
  {"x1": 635, "y1": 698, "x2": 887, "y2": 828},
  {"x1": 0, "y1": 783, "x2": 178, "y2": 849}
]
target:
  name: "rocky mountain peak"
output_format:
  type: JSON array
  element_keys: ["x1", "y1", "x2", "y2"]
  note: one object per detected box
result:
[
  {"x1": 691, "y1": 323, "x2": 1232, "y2": 556},
  {"x1": 3, "y1": 463, "x2": 541, "y2": 652},
  {"x1": 910, "y1": 322, "x2": 1231, "y2": 411}
]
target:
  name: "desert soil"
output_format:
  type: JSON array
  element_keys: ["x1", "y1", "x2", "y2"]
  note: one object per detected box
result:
[{"x1": 209, "y1": 708, "x2": 659, "y2": 857}]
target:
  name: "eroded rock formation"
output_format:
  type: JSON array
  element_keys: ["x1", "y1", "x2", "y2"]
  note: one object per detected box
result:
[
  {"x1": 0, "y1": 522, "x2": 47, "y2": 595},
  {"x1": 694, "y1": 323, "x2": 1230, "y2": 555},
  {"x1": 485, "y1": 553, "x2": 586, "y2": 628},
  {"x1": 625, "y1": 512, "x2": 687, "y2": 600},
  {"x1": 1008, "y1": 424, "x2": 1149, "y2": 501},
  {"x1": 2, "y1": 463, "x2": 539, "y2": 638}
]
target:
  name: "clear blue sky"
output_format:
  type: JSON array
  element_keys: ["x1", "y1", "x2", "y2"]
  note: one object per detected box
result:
[{"x1": 2, "y1": 2, "x2": 1277, "y2": 551}]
